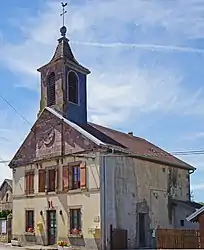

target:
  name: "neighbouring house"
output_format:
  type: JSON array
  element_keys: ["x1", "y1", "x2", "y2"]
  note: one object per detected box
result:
[
  {"x1": 0, "y1": 179, "x2": 13, "y2": 243},
  {"x1": 0, "y1": 179, "x2": 12, "y2": 212},
  {"x1": 172, "y1": 200, "x2": 202, "y2": 229},
  {"x1": 186, "y1": 206, "x2": 204, "y2": 247},
  {"x1": 9, "y1": 23, "x2": 199, "y2": 250}
]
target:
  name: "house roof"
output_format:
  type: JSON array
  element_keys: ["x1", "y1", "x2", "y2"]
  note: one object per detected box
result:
[
  {"x1": 47, "y1": 107, "x2": 106, "y2": 146},
  {"x1": 0, "y1": 179, "x2": 12, "y2": 190},
  {"x1": 9, "y1": 107, "x2": 195, "y2": 170},
  {"x1": 48, "y1": 108, "x2": 195, "y2": 170},
  {"x1": 85, "y1": 123, "x2": 195, "y2": 170},
  {"x1": 186, "y1": 206, "x2": 204, "y2": 222},
  {"x1": 173, "y1": 199, "x2": 202, "y2": 210}
]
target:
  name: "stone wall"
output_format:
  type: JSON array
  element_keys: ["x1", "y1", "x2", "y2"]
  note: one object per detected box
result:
[{"x1": 103, "y1": 155, "x2": 190, "y2": 249}]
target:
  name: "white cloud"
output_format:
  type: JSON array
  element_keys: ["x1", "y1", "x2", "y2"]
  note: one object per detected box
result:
[
  {"x1": 1, "y1": 0, "x2": 204, "y2": 129},
  {"x1": 191, "y1": 183, "x2": 204, "y2": 191},
  {"x1": 1, "y1": 0, "x2": 204, "y2": 195}
]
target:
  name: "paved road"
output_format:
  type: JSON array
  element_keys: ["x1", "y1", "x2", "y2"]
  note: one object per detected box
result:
[{"x1": 0, "y1": 244, "x2": 24, "y2": 250}]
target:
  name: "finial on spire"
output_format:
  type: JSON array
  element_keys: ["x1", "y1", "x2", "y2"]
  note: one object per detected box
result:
[{"x1": 60, "y1": 2, "x2": 67, "y2": 37}]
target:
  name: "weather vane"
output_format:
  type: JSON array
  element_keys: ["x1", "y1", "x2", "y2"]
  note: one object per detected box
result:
[{"x1": 60, "y1": 2, "x2": 67, "y2": 27}]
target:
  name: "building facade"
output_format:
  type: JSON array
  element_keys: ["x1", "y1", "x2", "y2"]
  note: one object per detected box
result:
[
  {"x1": 9, "y1": 23, "x2": 199, "y2": 250},
  {"x1": 0, "y1": 179, "x2": 12, "y2": 212}
]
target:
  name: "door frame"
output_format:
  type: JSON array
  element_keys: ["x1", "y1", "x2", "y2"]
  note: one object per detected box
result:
[
  {"x1": 46, "y1": 209, "x2": 57, "y2": 245},
  {"x1": 138, "y1": 212, "x2": 146, "y2": 247}
]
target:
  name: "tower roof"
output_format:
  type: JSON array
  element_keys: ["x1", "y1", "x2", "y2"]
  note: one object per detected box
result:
[{"x1": 37, "y1": 26, "x2": 90, "y2": 74}]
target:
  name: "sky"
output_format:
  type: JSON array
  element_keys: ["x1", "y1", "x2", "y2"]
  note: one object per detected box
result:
[{"x1": 0, "y1": 0, "x2": 204, "y2": 201}]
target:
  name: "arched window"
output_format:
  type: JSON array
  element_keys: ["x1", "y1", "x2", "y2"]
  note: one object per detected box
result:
[
  {"x1": 6, "y1": 193, "x2": 9, "y2": 202},
  {"x1": 47, "y1": 72, "x2": 56, "y2": 106},
  {"x1": 68, "y1": 71, "x2": 78, "y2": 104}
]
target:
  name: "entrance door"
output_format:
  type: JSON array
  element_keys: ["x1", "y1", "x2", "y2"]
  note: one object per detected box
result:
[
  {"x1": 47, "y1": 210, "x2": 57, "y2": 245},
  {"x1": 139, "y1": 213, "x2": 146, "y2": 247}
]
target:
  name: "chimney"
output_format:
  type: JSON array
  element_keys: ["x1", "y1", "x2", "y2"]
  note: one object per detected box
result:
[{"x1": 128, "y1": 132, "x2": 133, "y2": 136}]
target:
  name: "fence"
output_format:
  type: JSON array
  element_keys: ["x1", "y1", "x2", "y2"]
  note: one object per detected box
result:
[
  {"x1": 110, "y1": 224, "x2": 128, "y2": 250},
  {"x1": 156, "y1": 228, "x2": 203, "y2": 249}
]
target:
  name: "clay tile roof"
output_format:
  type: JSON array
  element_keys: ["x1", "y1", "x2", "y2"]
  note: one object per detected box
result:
[{"x1": 87, "y1": 122, "x2": 194, "y2": 170}]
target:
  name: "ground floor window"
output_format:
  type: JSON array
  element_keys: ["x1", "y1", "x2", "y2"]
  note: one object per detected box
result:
[
  {"x1": 25, "y1": 210, "x2": 34, "y2": 233},
  {"x1": 70, "y1": 208, "x2": 81, "y2": 234}
]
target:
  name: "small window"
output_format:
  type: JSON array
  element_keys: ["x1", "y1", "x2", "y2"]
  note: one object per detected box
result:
[
  {"x1": 48, "y1": 169, "x2": 56, "y2": 192},
  {"x1": 68, "y1": 71, "x2": 78, "y2": 104},
  {"x1": 63, "y1": 162, "x2": 86, "y2": 191},
  {"x1": 72, "y1": 166, "x2": 80, "y2": 189},
  {"x1": 70, "y1": 208, "x2": 81, "y2": 234},
  {"x1": 47, "y1": 72, "x2": 56, "y2": 106},
  {"x1": 25, "y1": 210, "x2": 34, "y2": 233},
  {"x1": 180, "y1": 220, "x2": 184, "y2": 227}
]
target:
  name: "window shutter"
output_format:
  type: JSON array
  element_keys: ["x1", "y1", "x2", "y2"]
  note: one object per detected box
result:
[
  {"x1": 68, "y1": 167, "x2": 73, "y2": 190},
  {"x1": 55, "y1": 167, "x2": 59, "y2": 192},
  {"x1": 69, "y1": 210, "x2": 73, "y2": 232},
  {"x1": 80, "y1": 162, "x2": 86, "y2": 189},
  {"x1": 30, "y1": 172, "x2": 34, "y2": 194},
  {"x1": 39, "y1": 170, "x2": 45, "y2": 192},
  {"x1": 77, "y1": 209, "x2": 81, "y2": 230},
  {"x1": 63, "y1": 166, "x2": 69, "y2": 191},
  {"x1": 25, "y1": 173, "x2": 29, "y2": 194}
]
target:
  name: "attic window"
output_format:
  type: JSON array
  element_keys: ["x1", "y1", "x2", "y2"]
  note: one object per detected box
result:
[
  {"x1": 68, "y1": 71, "x2": 78, "y2": 104},
  {"x1": 47, "y1": 72, "x2": 56, "y2": 106}
]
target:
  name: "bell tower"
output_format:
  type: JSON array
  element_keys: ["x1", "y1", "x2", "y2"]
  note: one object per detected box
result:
[{"x1": 37, "y1": 3, "x2": 90, "y2": 124}]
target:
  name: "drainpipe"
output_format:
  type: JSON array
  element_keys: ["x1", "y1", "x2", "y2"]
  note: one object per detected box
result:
[
  {"x1": 100, "y1": 149, "x2": 115, "y2": 250},
  {"x1": 189, "y1": 169, "x2": 195, "y2": 201},
  {"x1": 100, "y1": 155, "x2": 107, "y2": 250}
]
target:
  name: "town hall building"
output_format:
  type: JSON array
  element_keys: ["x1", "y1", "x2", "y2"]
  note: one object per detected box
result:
[{"x1": 9, "y1": 16, "x2": 200, "y2": 250}]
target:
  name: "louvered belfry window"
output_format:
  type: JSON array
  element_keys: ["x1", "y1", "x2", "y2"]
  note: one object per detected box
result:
[
  {"x1": 47, "y1": 72, "x2": 56, "y2": 106},
  {"x1": 68, "y1": 71, "x2": 78, "y2": 104}
]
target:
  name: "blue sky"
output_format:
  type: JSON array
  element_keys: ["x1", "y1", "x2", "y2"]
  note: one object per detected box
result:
[{"x1": 1, "y1": 0, "x2": 204, "y2": 201}]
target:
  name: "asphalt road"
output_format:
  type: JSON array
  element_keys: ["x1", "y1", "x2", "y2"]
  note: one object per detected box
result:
[{"x1": 0, "y1": 244, "x2": 24, "y2": 250}]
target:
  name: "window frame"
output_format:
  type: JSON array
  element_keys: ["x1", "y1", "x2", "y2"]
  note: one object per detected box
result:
[
  {"x1": 67, "y1": 71, "x2": 79, "y2": 105},
  {"x1": 47, "y1": 168, "x2": 56, "y2": 193},
  {"x1": 68, "y1": 162, "x2": 81, "y2": 191},
  {"x1": 25, "y1": 210, "x2": 34, "y2": 233},
  {"x1": 69, "y1": 208, "x2": 82, "y2": 234},
  {"x1": 72, "y1": 165, "x2": 81, "y2": 190}
]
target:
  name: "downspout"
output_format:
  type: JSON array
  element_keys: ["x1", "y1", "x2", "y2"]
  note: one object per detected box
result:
[
  {"x1": 189, "y1": 169, "x2": 195, "y2": 201},
  {"x1": 100, "y1": 148, "x2": 114, "y2": 250},
  {"x1": 100, "y1": 154, "x2": 107, "y2": 250}
]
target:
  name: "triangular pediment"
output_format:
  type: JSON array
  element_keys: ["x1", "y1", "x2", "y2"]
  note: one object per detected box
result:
[{"x1": 9, "y1": 108, "x2": 100, "y2": 168}]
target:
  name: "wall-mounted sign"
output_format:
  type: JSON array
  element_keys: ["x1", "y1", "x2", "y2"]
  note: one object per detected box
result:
[{"x1": 1, "y1": 220, "x2": 7, "y2": 234}]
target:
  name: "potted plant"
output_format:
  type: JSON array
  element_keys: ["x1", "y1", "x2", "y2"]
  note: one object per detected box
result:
[
  {"x1": 27, "y1": 227, "x2": 34, "y2": 233},
  {"x1": 11, "y1": 237, "x2": 22, "y2": 247},
  {"x1": 58, "y1": 240, "x2": 72, "y2": 250},
  {"x1": 71, "y1": 228, "x2": 79, "y2": 235}
]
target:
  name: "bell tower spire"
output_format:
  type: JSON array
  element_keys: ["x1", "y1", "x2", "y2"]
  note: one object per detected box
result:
[{"x1": 37, "y1": 2, "x2": 90, "y2": 124}]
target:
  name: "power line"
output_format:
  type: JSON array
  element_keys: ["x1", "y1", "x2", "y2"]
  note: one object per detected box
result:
[
  {"x1": 0, "y1": 94, "x2": 32, "y2": 126},
  {"x1": 1, "y1": 92, "x2": 204, "y2": 158}
]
